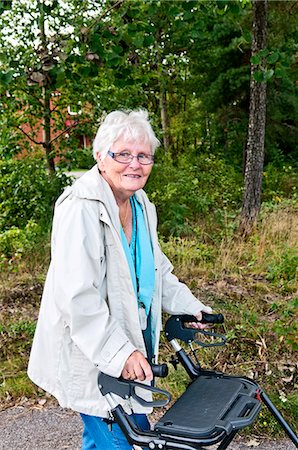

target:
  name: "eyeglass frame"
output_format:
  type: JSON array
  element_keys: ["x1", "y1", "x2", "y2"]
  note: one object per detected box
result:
[{"x1": 107, "y1": 150, "x2": 155, "y2": 165}]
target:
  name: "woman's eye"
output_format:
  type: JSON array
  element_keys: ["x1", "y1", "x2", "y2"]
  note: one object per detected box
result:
[
  {"x1": 119, "y1": 152, "x2": 131, "y2": 158},
  {"x1": 138, "y1": 153, "x2": 147, "y2": 160}
]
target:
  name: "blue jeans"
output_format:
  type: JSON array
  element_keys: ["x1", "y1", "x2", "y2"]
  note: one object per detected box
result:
[{"x1": 80, "y1": 413, "x2": 150, "y2": 450}]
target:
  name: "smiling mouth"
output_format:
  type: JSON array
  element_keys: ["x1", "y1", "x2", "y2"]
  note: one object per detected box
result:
[{"x1": 124, "y1": 174, "x2": 141, "y2": 178}]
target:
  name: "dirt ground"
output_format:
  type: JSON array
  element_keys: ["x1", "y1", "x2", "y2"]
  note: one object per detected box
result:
[{"x1": 0, "y1": 404, "x2": 296, "y2": 450}]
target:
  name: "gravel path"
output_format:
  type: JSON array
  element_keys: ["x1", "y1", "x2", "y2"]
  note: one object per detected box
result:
[{"x1": 0, "y1": 405, "x2": 297, "y2": 450}]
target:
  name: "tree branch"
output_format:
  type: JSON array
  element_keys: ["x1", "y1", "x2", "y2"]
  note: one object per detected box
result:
[
  {"x1": 50, "y1": 103, "x2": 59, "y2": 113},
  {"x1": 49, "y1": 118, "x2": 93, "y2": 144},
  {"x1": 49, "y1": 121, "x2": 79, "y2": 144},
  {"x1": 16, "y1": 126, "x2": 43, "y2": 145},
  {"x1": 84, "y1": 0, "x2": 125, "y2": 34},
  {"x1": 18, "y1": 88, "x2": 44, "y2": 108}
]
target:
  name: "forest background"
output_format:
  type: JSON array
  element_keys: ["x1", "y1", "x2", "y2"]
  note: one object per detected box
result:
[{"x1": 0, "y1": 0, "x2": 297, "y2": 438}]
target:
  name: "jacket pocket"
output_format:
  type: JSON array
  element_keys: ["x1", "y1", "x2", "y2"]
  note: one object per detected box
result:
[
  {"x1": 69, "y1": 342, "x2": 95, "y2": 400},
  {"x1": 100, "y1": 332, "x2": 129, "y2": 364}
]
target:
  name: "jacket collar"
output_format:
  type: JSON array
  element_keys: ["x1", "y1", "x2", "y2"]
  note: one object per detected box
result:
[
  {"x1": 58, "y1": 165, "x2": 150, "y2": 229},
  {"x1": 71, "y1": 164, "x2": 147, "y2": 207},
  {"x1": 71, "y1": 164, "x2": 114, "y2": 202}
]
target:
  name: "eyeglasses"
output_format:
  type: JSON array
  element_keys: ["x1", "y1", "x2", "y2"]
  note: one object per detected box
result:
[{"x1": 108, "y1": 150, "x2": 154, "y2": 165}]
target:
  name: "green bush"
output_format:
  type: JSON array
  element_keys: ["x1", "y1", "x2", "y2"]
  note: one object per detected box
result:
[
  {"x1": 0, "y1": 126, "x2": 21, "y2": 159},
  {"x1": 266, "y1": 247, "x2": 298, "y2": 285},
  {"x1": 145, "y1": 152, "x2": 242, "y2": 237},
  {"x1": 0, "y1": 220, "x2": 42, "y2": 266},
  {"x1": 0, "y1": 158, "x2": 70, "y2": 230},
  {"x1": 58, "y1": 146, "x2": 95, "y2": 170},
  {"x1": 262, "y1": 163, "x2": 298, "y2": 202}
]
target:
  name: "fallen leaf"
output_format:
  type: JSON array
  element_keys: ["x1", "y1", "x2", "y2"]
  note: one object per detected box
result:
[
  {"x1": 278, "y1": 391, "x2": 287, "y2": 403},
  {"x1": 246, "y1": 438, "x2": 260, "y2": 447},
  {"x1": 282, "y1": 374, "x2": 294, "y2": 383}
]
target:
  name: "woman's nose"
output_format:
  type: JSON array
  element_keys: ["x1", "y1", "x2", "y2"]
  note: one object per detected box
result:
[{"x1": 128, "y1": 156, "x2": 141, "y2": 168}]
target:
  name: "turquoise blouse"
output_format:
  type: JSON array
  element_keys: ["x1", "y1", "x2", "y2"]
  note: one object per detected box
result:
[{"x1": 120, "y1": 195, "x2": 155, "y2": 359}]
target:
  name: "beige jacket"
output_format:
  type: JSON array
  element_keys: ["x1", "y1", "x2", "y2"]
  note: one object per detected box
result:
[{"x1": 28, "y1": 165, "x2": 209, "y2": 417}]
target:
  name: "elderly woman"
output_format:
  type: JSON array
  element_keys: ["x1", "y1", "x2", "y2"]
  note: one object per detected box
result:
[{"x1": 28, "y1": 110, "x2": 211, "y2": 450}]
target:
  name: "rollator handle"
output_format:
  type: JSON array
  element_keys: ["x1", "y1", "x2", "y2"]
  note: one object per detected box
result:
[
  {"x1": 179, "y1": 312, "x2": 224, "y2": 324},
  {"x1": 165, "y1": 313, "x2": 226, "y2": 346},
  {"x1": 201, "y1": 312, "x2": 224, "y2": 324},
  {"x1": 151, "y1": 362, "x2": 168, "y2": 378},
  {"x1": 98, "y1": 372, "x2": 171, "y2": 408},
  {"x1": 202, "y1": 311, "x2": 224, "y2": 324}
]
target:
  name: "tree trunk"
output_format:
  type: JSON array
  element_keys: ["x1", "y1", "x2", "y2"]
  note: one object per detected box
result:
[
  {"x1": 159, "y1": 83, "x2": 171, "y2": 152},
  {"x1": 39, "y1": 0, "x2": 55, "y2": 174},
  {"x1": 156, "y1": 23, "x2": 171, "y2": 153},
  {"x1": 239, "y1": 0, "x2": 268, "y2": 236},
  {"x1": 43, "y1": 86, "x2": 55, "y2": 174}
]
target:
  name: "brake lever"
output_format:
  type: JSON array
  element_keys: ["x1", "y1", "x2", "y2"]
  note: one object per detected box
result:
[
  {"x1": 165, "y1": 314, "x2": 226, "y2": 345},
  {"x1": 193, "y1": 329, "x2": 226, "y2": 348}
]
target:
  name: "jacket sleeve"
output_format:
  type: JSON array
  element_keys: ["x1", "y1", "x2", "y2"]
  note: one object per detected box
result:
[
  {"x1": 159, "y1": 248, "x2": 211, "y2": 316},
  {"x1": 51, "y1": 195, "x2": 136, "y2": 378}
]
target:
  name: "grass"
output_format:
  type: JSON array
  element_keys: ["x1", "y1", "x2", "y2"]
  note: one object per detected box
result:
[
  {"x1": 0, "y1": 237, "x2": 49, "y2": 406},
  {"x1": 157, "y1": 200, "x2": 298, "y2": 435},
  {"x1": 0, "y1": 199, "x2": 297, "y2": 437},
  {"x1": 0, "y1": 319, "x2": 41, "y2": 403}
]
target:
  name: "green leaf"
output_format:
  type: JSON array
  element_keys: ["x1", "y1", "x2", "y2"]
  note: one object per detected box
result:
[
  {"x1": 147, "y1": 3, "x2": 158, "y2": 16},
  {"x1": 229, "y1": 3, "x2": 240, "y2": 15},
  {"x1": 131, "y1": 33, "x2": 144, "y2": 48},
  {"x1": 168, "y1": 5, "x2": 180, "y2": 17},
  {"x1": 182, "y1": 1, "x2": 196, "y2": 12},
  {"x1": 127, "y1": 23, "x2": 138, "y2": 35},
  {"x1": 253, "y1": 70, "x2": 265, "y2": 82},
  {"x1": 106, "y1": 52, "x2": 122, "y2": 67},
  {"x1": 113, "y1": 45, "x2": 124, "y2": 56},
  {"x1": 251, "y1": 54, "x2": 261, "y2": 65},
  {"x1": 216, "y1": 7, "x2": 227, "y2": 16},
  {"x1": 243, "y1": 31, "x2": 252, "y2": 44},
  {"x1": 89, "y1": 36, "x2": 104, "y2": 57},
  {"x1": 43, "y1": 0, "x2": 58, "y2": 14},
  {"x1": 0, "y1": 70, "x2": 13, "y2": 84},
  {"x1": 217, "y1": 0, "x2": 228, "y2": 10},
  {"x1": 191, "y1": 29, "x2": 204, "y2": 39},
  {"x1": 0, "y1": 0, "x2": 12, "y2": 15},
  {"x1": 143, "y1": 35, "x2": 155, "y2": 47},
  {"x1": 125, "y1": 6, "x2": 139, "y2": 18},
  {"x1": 263, "y1": 68, "x2": 274, "y2": 81},
  {"x1": 275, "y1": 67, "x2": 285, "y2": 78},
  {"x1": 259, "y1": 48, "x2": 269, "y2": 58},
  {"x1": 183, "y1": 11, "x2": 193, "y2": 21},
  {"x1": 267, "y1": 52, "x2": 279, "y2": 64}
]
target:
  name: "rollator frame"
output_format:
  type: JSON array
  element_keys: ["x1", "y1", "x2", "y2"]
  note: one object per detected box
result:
[{"x1": 98, "y1": 313, "x2": 298, "y2": 449}]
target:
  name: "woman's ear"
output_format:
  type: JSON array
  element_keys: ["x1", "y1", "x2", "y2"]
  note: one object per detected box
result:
[{"x1": 96, "y1": 152, "x2": 105, "y2": 172}]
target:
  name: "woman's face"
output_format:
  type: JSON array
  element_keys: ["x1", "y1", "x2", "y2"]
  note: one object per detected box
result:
[{"x1": 96, "y1": 138, "x2": 153, "y2": 202}]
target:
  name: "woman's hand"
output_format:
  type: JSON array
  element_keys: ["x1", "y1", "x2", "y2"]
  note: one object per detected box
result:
[
  {"x1": 190, "y1": 307, "x2": 213, "y2": 330},
  {"x1": 121, "y1": 350, "x2": 153, "y2": 382}
]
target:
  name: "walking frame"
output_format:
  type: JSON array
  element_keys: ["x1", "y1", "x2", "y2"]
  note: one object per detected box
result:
[{"x1": 98, "y1": 313, "x2": 298, "y2": 449}]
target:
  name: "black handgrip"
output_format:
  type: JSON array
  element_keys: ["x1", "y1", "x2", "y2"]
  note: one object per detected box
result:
[
  {"x1": 202, "y1": 312, "x2": 224, "y2": 324},
  {"x1": 181, "y1": 312, "x2": 224, "y2": 324},
  {"x1": 150, "y1": 363, "x2": 168, "y2": 378}
]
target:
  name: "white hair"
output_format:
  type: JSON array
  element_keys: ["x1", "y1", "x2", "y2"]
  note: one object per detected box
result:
[{"x1": 92, "y1": 109, "x2": 160, "y2": 159}]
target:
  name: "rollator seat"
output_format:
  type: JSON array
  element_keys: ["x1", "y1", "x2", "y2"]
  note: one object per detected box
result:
[{"x1": 154, "y1": 375, "x2": 261, "y2": 440}]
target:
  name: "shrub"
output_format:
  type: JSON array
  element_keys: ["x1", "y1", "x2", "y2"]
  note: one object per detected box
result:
[
  {"x1": 267, "y1": 248, "x2": 298, "y2": 285},
  {"x1": 58, "y1": 146, "x2": 95, "y2": 170},
  {"x1": 145, "y1": 152, "x2": 242, "y2": 237},
  {"x1": 0, "y1": 158, "x2": 70, "y2": 230},
  {"x1": 0, "y1": 220, "x2": 40, "y2": 259},
  {"x1": 262, "y1": 163, "x2": 297, "y2": 202}
]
